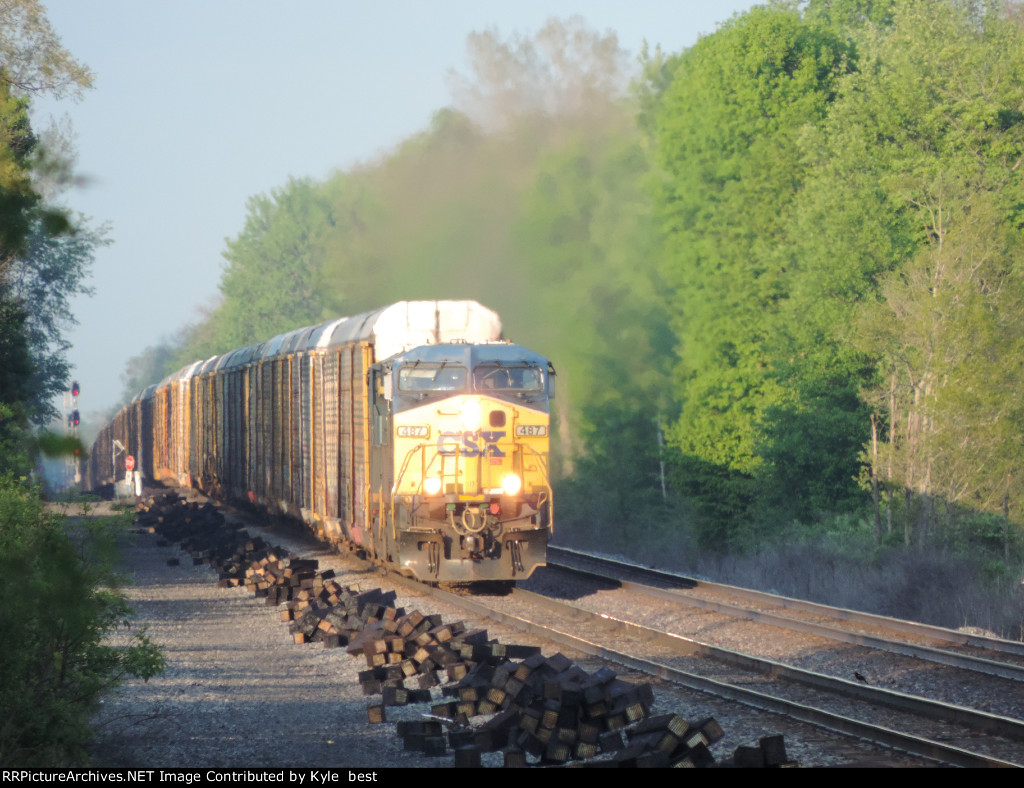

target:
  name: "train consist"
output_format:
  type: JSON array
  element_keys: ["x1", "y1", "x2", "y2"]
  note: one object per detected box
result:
[{"x1": 89, "y1": 301, "x2": 555, "y2": 582}]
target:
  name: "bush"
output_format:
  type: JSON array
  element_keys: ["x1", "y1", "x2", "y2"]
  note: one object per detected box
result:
[{"x1": 0, "y1": 477, "x2": 164, "y2": 766}]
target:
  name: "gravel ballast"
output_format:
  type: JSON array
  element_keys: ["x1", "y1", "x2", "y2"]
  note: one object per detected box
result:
[{"x1": 90, "y1": 509, "x2": 444, "y2": 768}]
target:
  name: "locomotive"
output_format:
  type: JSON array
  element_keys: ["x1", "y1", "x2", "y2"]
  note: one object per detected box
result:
[{"x1": 89, "y1": 301, "x2": 554, "y2": 582}]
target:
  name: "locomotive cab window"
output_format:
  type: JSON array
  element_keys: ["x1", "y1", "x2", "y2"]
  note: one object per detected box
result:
[
  {"x1": 397, "y1": 364, "x2": 468, "y2": 393},
  {"x1": 473, "y1": 364, "x2": 544, "y2": 392}
]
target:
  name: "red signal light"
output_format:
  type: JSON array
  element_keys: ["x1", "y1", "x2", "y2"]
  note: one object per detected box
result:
[{"x1": 71, "y1": 381, "x2": 80, "y2": 397}]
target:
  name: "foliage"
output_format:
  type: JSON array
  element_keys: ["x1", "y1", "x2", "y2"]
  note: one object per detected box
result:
[
  {"x1": 634, "y1": 0, "x2": 1024, "y2": 558},
  {"x1": 2, "y1": 217, "x2": 102, "y2": 424},
  {"x1": 0, "y1": 11, "x2": 143, "y2": 763},
  {"x1": 35, "y1": 429, "x2": 84, "y2": 460},
  {"x1": 651, "y1": 3, "x2": 856, "y2": 543},
  {"x1": 821, "y1": 0, "x2": 1024, "y2": 547},
  {"x1": 212, "y1": 177, "x2": 340, "y2": 350},
  {"x1": 116, "y1": 341, "x2": 180, "y2": 410},
  {"x1": 0, "y1": 0, "x2": 93, "y2": 99},
  {"x1": 0, "y1": 477, "x2": 164, "y2": 766},
  {"x1": 0, "y1": 1, "x2": 100, "y2": 474}
]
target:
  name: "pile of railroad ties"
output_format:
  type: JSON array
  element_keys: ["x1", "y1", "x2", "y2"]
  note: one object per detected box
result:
[{"x1": 135, "y1": 491, "x2": 793, "y2": 769}]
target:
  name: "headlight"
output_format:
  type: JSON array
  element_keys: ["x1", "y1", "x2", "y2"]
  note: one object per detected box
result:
[
  {"x1": 461, "y1": 399, "x2": 482, "y2": 430},
  {"x1": 423, "y1": 477, "x2": 442, "y2": 496},
  {"x1": 501, "y1": 473, "x2": 522, "y2": 496}
]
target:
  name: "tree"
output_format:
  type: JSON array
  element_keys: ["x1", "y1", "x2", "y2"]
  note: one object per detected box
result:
[
  {"x1": 197, "y1": 177, "x2": 339, "y2": 354},
  {"x1": 447, "y1": 16, "x2": 631, "y2": 132},
  {"x1": 811, "y1": 0, "x2": 1024, "y2": 549},
  {"x1": 651, "y1": 4, "x2": 854, "y2": 544},
  {"x1": 0, "y1": 0, "x2": 92, "y2": 99},
  {"x1": 0, "y1": 0, "x2": 97, "y2": 473},
  {"x1": 118, "y1": 339, "x2": 180, "y2": 409},
  {"x1": 3, "y1": 218, "x2": 100, "y2": 422}
]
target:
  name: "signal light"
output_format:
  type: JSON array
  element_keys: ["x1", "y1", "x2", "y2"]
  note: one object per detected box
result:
[
  {"x1": 72, "y1": 410, "x2": 80, "y2": 426},
  {"x1": 71, "y1": 381, "x2": 80, "y2": 397}
]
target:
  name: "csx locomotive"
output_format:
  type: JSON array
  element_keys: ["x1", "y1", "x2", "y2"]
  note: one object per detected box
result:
[{"x1": 89, "y1": 301, "x2": 554, "y2": 582}]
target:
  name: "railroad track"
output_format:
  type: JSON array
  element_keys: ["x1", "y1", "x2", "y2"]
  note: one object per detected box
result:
[
  {"x1": 405, "y1": 578, "x2": 1023, "y2": 767},
  {"x1": 550, "y1": 546, "x2": 1024, "y2": 648},
  {"x1": 544, "y1": 545, "x2": 1024, "y2": 679},
  {"x1": 137, "y1": 490, "x2": 1024, "y2": 767}
]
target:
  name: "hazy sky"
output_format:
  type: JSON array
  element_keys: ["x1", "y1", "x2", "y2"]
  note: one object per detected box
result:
[{"x1": 32, "y1": 1, "x2": 758, "y2": 419}]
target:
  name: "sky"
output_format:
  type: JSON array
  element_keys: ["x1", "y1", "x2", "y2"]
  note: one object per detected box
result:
[{"x1": 31, "y1": 0, "x2": 758, "y2": 421}]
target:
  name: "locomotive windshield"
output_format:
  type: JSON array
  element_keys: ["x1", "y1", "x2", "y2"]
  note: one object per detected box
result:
[
  {"x1": 389, "y1": 346, "x2": 551, "y2": 413},
  {"x1": 397, "y1": 364, "x2": 468, "y2": 392},
  {"x1": 473, "y1": 364, "x2": 544, "y2": 392}
]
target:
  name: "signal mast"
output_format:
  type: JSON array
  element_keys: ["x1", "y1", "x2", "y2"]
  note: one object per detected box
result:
[{"x1": 67, "y1": 381, "x2": 81, "y2": 487}]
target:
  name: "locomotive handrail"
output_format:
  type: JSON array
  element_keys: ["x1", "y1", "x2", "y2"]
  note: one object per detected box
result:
[
  {"x1": 392, "y1": 443, "x2": 429, "y2": 498},
  {"x1": 518, "y1": 443, "x2": 551, "y2": 486},
  {"x1": 518, "y1": 443, "x2": 553, "y2": 533},
  {"x1": 391, "y1": 442, "x2": 430, "y2": 537},
  {"x1": 389, "y1": 441, "x2": 467, "y2": 531}
]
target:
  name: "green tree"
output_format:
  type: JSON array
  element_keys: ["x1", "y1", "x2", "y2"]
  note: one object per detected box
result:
[
  {"x1": 804, "y1": 0, "x2": 899, "y2": 31},
  {"x1": 802, "y1": 0, "x2": 1024, "y2": 551},
  {"x1": 178, "y1": 177, "x2": 341, "y2": 362},
  {"x1": 0, "y1": 3, "x2": 96, "y2": 474},
  {"x1": 4, "y1": 219, "x2": 101, "y2": 420},
  {"x1": 651, "y1": 4, "x2": 854, "y2": 545},
  {"x1": 0, "y1": 296, "x2": 34, "y2": 473},
  {"x1": 0, "y1": 6, "x2": 163, "y2": 768}
]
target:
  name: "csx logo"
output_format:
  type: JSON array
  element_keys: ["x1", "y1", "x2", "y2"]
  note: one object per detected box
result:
[{"x1": 437, "y1": 430, "x2": 506, "y2": 457}]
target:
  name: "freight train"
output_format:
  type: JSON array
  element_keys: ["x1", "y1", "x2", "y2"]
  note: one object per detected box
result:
[{"x1": 89, "y1": 301, "x2": 554, "y2": 582}]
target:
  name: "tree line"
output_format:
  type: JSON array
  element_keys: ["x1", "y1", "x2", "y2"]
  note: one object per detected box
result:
[
  {"x1": 128, "y1": 1, "x2": 1024, "y2": 574},
  {"x1": 0, "y1": 1, "x2": 164, "y2": 766},
  {"x1": 653, "y1": 0, "x2": 1024, "y2": 561}
]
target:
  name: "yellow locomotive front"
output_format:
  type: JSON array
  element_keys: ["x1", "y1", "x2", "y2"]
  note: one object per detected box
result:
[{"x1": 369, "y1": 343, "x2": 553, "y2": 583}]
